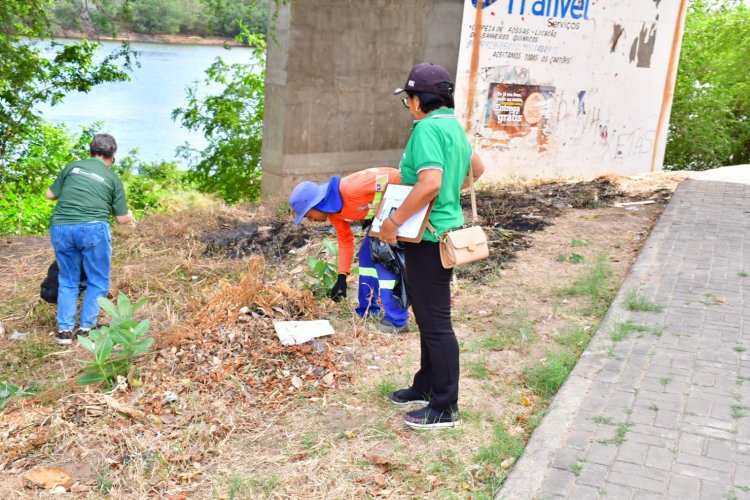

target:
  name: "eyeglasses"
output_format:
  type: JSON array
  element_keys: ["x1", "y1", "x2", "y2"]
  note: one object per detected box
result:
[{"x1": 401, "y1": 96, "x2": 410, "y2": 109}]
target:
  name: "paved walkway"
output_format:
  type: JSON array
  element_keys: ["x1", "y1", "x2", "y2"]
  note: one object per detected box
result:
[{"x1": 499, "y1": 166, "x2": 750, "y2": 499}]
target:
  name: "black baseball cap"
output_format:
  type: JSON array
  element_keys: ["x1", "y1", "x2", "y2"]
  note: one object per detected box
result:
[{"x1": 393, "y1": 62, "x2": 455, "y2": 95}]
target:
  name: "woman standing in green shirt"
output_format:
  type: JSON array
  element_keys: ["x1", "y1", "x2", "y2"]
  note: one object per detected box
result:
[{"x1": 379, "y1": 63, "x2": 484, "y2": 429}]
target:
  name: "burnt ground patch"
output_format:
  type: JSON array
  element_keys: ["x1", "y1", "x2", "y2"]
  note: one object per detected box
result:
[
  {"x1": 201, "y1": 177, "x2": 669, "y2": 281},
  {"x1": 202, "y1": 221, "x2": 327, "y2": 259}
]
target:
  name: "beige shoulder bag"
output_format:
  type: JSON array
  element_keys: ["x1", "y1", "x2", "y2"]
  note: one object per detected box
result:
[{"x1": 428, "y1": 162, "x2": 490, "y2": 269}]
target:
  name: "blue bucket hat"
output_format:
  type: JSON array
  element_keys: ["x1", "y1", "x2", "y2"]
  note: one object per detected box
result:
[{"x1": 290, "y1": 181, "x2": 329, "y2": 224}]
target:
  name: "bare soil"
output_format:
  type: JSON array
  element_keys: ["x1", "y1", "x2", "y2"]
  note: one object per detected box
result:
[{"x1": 0, "y1": 173, "x2": 685, "y2": 498}]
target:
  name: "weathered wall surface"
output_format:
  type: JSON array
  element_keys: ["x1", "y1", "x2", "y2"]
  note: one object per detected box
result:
[
  {"x1": 262, "y1": 0, "x2": 464, "y2": 193},
  {"x1": 455, "y1": 0, "x2": 688, "y2": 181}
]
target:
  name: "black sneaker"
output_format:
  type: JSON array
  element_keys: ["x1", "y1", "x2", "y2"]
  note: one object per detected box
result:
[
  {"x1": 56, "y1": 330, "x2": 73, "y2": 345},
  {"x1": 389, "y1": 388, "x2": 429, "y2": 406},
  {"x1": 77, "y1": 323, "x2": 106, "y2": 338},
  {"x1": 375, "y1": 318, "x2": 410, "y2": 334},
  {"x1": 403, "y1": 406, "x2": 460, "y2": 430}
]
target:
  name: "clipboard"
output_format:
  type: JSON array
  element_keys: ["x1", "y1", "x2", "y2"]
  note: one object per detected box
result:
[{"x1": 368, "y1": 184, "x2": 434, "y2": 243}]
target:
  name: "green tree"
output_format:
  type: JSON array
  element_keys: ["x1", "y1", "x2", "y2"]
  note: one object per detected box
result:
[
  {"x1": 665, "y1": 0, "x2": 750, "y2": 170},
  {"x1": 50, "y1": 0, "x2": 276, "y2": 38},
  {"x1": 172, "y1": 32, "x2": 265, "y2": 203},
  {"x1": 0, "y1": 0, "x2": 135, "y2": 168},
  {"x1": 0, "y1": 0, "x2": 135, "y2": 235}
]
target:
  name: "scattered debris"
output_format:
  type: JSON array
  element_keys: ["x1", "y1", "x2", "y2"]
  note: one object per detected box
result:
[
  {"x1": 274, "y1": 320, "x2": 335, "y2": 346},
  {"x1": 614, "y1": 200, "x2": 656, "y2": 207},
  {"x1": 9, "y1": 331, "x2": 28, "y2": 341}
]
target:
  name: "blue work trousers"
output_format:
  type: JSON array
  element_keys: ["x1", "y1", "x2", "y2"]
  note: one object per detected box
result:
[
  {"x1": 355, "y1": 235, "x2": 409, "y2": 328},
  {"x1": 50, "y1": 222, "x2": 112, "y2": 331}
]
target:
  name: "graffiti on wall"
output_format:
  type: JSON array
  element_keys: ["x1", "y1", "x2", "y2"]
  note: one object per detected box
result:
[{"x1": 454, "y1": 0, "x2": 688, "y2": 178}]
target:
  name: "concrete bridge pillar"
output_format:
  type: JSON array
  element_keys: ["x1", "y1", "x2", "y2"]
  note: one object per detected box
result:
[{"x1": 261, "y1": 0, "x2": 464, "y2": 194}]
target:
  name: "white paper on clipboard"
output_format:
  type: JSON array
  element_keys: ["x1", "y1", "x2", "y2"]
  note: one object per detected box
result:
[{"x1": 369, "y1": 184, "x2": 430, "y2": 241}]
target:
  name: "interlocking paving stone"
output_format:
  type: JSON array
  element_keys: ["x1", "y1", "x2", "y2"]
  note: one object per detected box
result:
[{"x1": 499, "y1": 179, "x2": 750, "y2": 499}]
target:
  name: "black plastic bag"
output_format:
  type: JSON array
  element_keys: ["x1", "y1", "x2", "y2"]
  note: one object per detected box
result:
[
  {"x1": 40, "y1": 260, "x2": 87, "y2": 304},
  {"x1": 370, "y1": 239, "x2": 409, "y2": 310}
]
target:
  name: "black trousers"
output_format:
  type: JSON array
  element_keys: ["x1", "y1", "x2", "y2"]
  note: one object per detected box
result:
[{"x1": 404, "y1": 241, "x2": 459, "y2": 412}]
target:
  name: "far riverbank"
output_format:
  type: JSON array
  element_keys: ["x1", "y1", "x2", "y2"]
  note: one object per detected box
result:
[{"x1": 54, "y1": 29, "x2": 244, "y2": 46}]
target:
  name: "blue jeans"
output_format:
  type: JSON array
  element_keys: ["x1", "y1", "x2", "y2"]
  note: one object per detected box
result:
[
  {"x1": 50, "y1": 222, "x2": 112, "y2": 331},
  {"x1": 356, "y1": 235, "x2": 409, "y2": 327}
]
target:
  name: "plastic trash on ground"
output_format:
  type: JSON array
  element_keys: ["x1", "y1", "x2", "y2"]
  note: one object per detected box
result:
[{"x1": 273, "y1": 320, "x2": 335, "y2": 346}]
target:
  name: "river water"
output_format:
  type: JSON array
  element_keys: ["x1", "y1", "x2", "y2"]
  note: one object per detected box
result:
[{"x1": 38, "y1": 39, "x2": 256, "y2": 164}]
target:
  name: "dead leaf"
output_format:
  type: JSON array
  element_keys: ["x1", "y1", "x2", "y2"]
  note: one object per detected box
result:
[
  {"x1": 23, "y1": 466, "x2": 74, "y2": 490},
  {"x1": 71, "y1": 483, "x2": 93, "y2": 493},
  {"x1": 102, "y1": 395, "x2": 145, "y2": 420},
  {"x1": 501, "y1": 457, "x2": 515, "y2": 469},
  {"x1": 165, "y1": 491, "x2": 192, "y2": 500},
  {"x1": 364, "y1": 453, "x2": 400, "y2": 472},
  {"x1": 372, "y1": 474, "x2": 387, "y2": 488}
]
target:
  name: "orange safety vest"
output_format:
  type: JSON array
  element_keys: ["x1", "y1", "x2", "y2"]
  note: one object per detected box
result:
[{"x1": 328, "y1": 167, "x2": 401, "y2": 274}]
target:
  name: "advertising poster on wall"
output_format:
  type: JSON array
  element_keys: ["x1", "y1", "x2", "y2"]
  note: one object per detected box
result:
[{"x1": 454, "y1": 0, "x2": 689, "y2": 180}]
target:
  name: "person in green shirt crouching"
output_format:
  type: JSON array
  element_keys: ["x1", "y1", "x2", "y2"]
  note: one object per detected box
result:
[{"x1": 45, "y1": 133, "x2": 134, "y2": 345}]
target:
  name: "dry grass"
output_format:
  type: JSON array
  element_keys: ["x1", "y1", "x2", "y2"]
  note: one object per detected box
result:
[{"x1": 0, "y1": 173, "x2": 683, "y2": 498}]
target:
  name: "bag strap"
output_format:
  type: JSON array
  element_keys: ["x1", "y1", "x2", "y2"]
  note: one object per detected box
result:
[
  {"x1": 468, "y1": 158, "x2": 478, "y2": 224},
  {"x1": 426, "y1": 159, "x2": 478, "y2": 237},
  {"x1": 426, "y1": 221, "x2": 439, "y2": 239}
]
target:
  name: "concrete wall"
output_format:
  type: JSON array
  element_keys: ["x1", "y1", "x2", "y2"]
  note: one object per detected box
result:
[{"x1": 261, "y1": 0, "x2": 464, "y2": 194}]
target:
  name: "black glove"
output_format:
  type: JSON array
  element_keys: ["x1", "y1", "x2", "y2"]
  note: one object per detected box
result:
[{"x1": 330, "y1": 273, "x2": 347, "y2": 302}]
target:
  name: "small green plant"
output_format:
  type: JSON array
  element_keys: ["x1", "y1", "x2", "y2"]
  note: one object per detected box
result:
[
  {"x1": 375, "y1": 379, "x2": 397, "y2": 399},
  {"x1": 0, "y1": 381, "x2": 22, "y2": 410},
  {"x1": 228, "y1": 474, "x2": 249, "y2": 499},
  {"x1": 598, "y1": 421, "x2": 633, "y2": 445},
  {"x1": 77, "y1": 293, "x2": 153, "y2": 388},
  {"x1": 570, "y1": 460, "x2": 583, "y2": 476},
  {"x1": 624, "y1": 289, "x2": 664, "y2": 312},
  {"x1": 95, "y1": 469, "x2": 114, "y2": 495},
  {"x1": 660, "y1": 376, "x2": 673, "y2": 387},
  {"x1": 739, "y1": 271, "x2": 748, "y2": 278},
  {"x1": 649, "y1": 403, "x2": 659, "y2": 411},
  {"x1": 558, "y1": 252, "x2": 614, "y2": 316},
  {"x1": 571, "y1": 239, "x2": 593, "y2": 247},
  {"x1": 556, "y1": 253, "x2": 584, "y2": 264},
  {"x1": 556, "y1": 322, "x2": 592, "y2": 354},
  {"x1": 474, "y1": 423, "x2": 524, "y2": 464},
  {"x1": 735, "y1": 346, "x2": 747, "y2": 353},
  {"x1": 306, "y1": 239, "x2": 341, "y2": 298},
  {"x1": 524, "y1": 349, "x2": 577, "y2": 398},
  {"x1": 592, "y1": 415, "x2": 615, "y2": 425},
  {"x1": 732, "y1": 404, "x2": 748, "y2": 419},
  {"x1": 611, "y1": 320, "x2": 653, "y2": 342}
]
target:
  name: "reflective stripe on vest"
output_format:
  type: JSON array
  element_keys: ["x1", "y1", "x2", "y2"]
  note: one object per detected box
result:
[{"x1": 365, "y1": 174, "x2": 390, "y2": 219}]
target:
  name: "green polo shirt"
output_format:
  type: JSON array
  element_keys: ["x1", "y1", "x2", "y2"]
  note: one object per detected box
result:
[
  {"x1": 399, "y1": 108, "x2": 472, "y2": 242},
  {"x1": 49, "y1": 158, "x2": 129, "y2": 225}
]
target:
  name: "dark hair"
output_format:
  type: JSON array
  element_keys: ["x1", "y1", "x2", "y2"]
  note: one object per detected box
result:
[
  {"x1": 406, "y1": 90, "x2": 455, "y2": 113},
  {"x1": 90, "y1": 133, "x2": 117, "y2": 158}
]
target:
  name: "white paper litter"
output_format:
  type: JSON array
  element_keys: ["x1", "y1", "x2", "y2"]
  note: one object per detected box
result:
[{"x1": 273, "y1": 320, "x2": 335, "y2": 346}]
